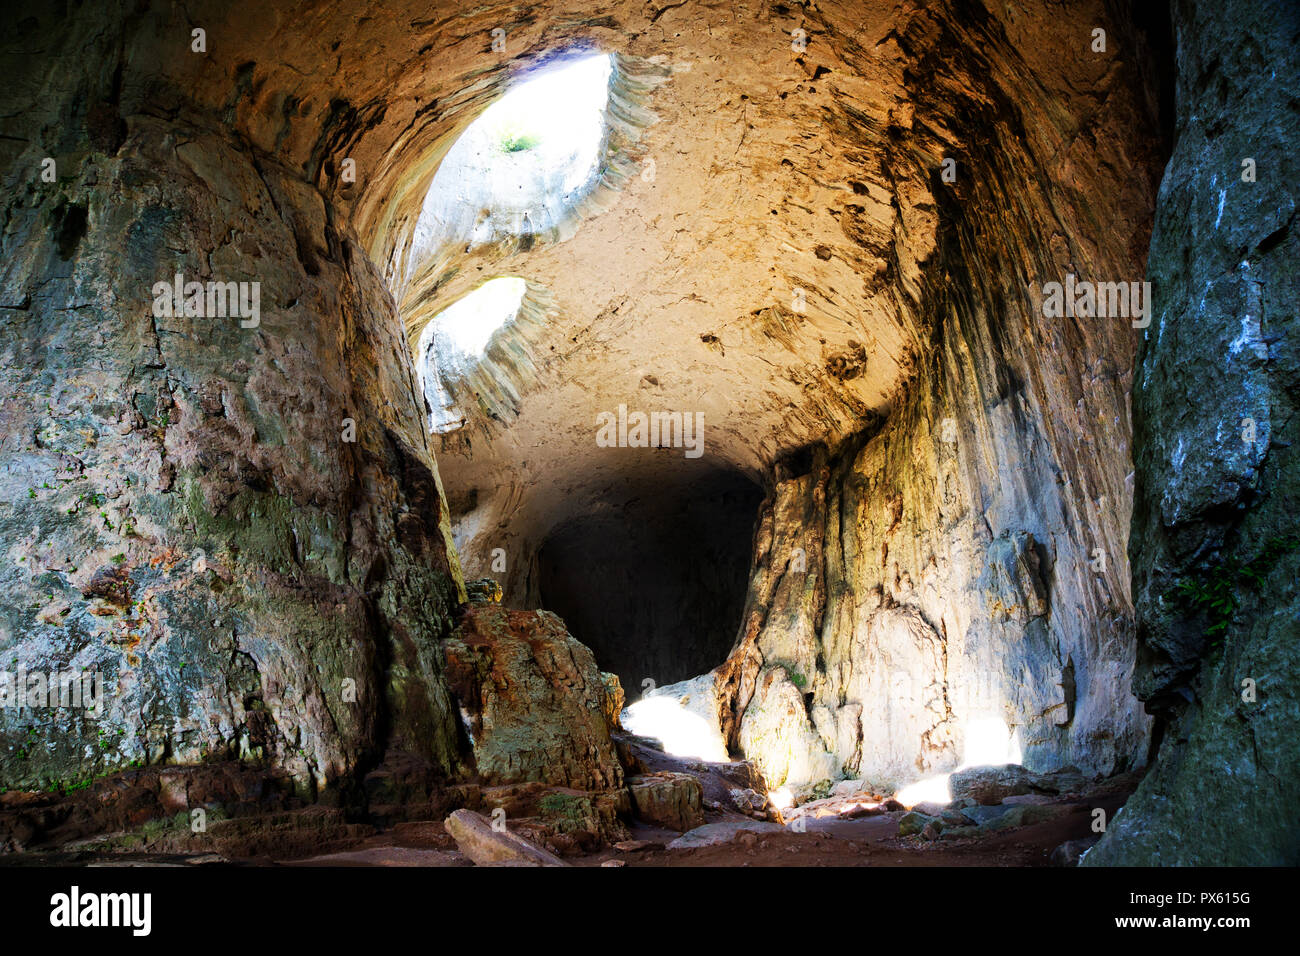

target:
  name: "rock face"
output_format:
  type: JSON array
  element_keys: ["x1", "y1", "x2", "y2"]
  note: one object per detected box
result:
[
  {"x1": 441, "y1": 606, "x2": 624, "y2": 791},
  {"x1": 626, "y1": 773, "x2": 705, "y2": 832},
  {"x1": 690, "y1": 1, "x2": 1174, "y2": 793},
  {"x1": 1086, "y1": 1, "x2": 1300, "y2": 867},
  {"x1": 0, "y1": 51, "x2": 467, "y2": 791}
]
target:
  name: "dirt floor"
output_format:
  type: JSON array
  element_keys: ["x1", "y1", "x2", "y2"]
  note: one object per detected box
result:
[{"x1": 277, "y1": 778, "x2": 1135, "y2": 868}]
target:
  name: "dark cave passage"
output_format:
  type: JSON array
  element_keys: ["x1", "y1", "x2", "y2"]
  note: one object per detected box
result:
[{"x1": 536, "y1": 466, "x2": 762, "y2": 693}]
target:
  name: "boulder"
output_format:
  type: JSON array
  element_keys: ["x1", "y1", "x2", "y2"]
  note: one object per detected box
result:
[
  {"x1": 729, "y1": 787, "x2": 768, "y2": 812},
  {"x1": 444, "y1": 809, "x2": 569, "y2": 867},
  {"x1": 831, "y1": 779, "x2": 874, "y2": 798},
  {"x1": 949, "y1": 764, "x2": 1034, "y2": 805},
  {"x1": 898, "y1": 811, "x2": 941, "y2": 836},
  {"x1": 911, "y1": 801, "x2": 949, "y2": 817},
  {"x1": 840, "y1": 804, "x2": 884, "y2": 820},
  {"x1": 666, "y1": 820, "x2": 786, "y2": 850},
  {"x1": 958, "y1": 804, "x2": 1017, "y2": 827},
  {"x1": 614, "y1": 839, "x2": 663, "y2": 853},
  {"x1": 982, "y1": 804, "x2": 1063, "y2": 831},
  {"x1": 950, "y1": 764, "x2": 1090, "y2": 805},
  {"x1": 1027, "y1": 768, "x2": 1089, "y2": 796},
  {"x1": 464, "y1": 578, "x2": 503, "y2": 604},
  {"x1": 441, "y1": 607, "x2": 624, "y2": 791},
  {"x1": 627, "y1": 773, "x2": 705, "y2": 831}
]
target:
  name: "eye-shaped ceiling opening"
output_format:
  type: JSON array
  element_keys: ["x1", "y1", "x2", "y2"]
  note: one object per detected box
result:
[
  {"x1": 395, "y1": 52, "x2": 666, "y2": 349},
  {"x1": 417, "y1": 275, "x2": 528, "y2": 433},
  {"x1": 401, "y1": 52, "x2": 668, "y2": 439},
  {"x1": 404, "y1": 53, "x2": 615, "y2": 288}
]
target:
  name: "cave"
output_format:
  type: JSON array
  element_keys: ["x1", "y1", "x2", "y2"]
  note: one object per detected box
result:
[{"x1": 0, "y1": 0, "x2": 1297, "y2": 914}]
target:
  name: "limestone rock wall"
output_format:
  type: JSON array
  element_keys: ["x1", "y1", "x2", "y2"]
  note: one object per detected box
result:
[
  {"x1": 1086, "y1": 0, "x2": 1300, "y2": 866},
  {"x1": 717, "y1": 0, "x2": 1166, "y2": 792},
  {"x1": 0, "y1": 13, "x2": 466, "y2": 792}
]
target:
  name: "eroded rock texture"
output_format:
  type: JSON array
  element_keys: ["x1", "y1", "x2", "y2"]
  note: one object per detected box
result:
[
  {"x1": 700, "y1": 2, "x2": 1166, "y2": 793},
  {"x1": 0, "y1": 5, "x2": 468, "y2": 793},
  {"x1": 1086, "y1": 0, "x2": 1300, "y2": 866},
  {"x1": 442, "y1": 606, "x2": 624, "y2": 791}
]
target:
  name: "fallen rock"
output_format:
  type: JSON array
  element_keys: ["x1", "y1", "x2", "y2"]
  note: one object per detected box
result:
[
  {"x1": 614, "y1": 839, "x2": 663, "y2": 853},
  {"x1": 1028, "y1": 768, "x2": 1089, "y2": 795},
  {"x1": 840, "y1": 804, "x2": 884, "y2": 820},
  {"x1": 949, "y1": 765, "x2": 1034, "y2": 805},
  {"x1": 464, "y1": 578, "x2": 503, "y2": 604},
  {"x1": 729, "y1": 787, "x2": 767, "y2": 812},
  {"x1": 981, "y1": 804, "x2": 1063, "y2": 831},
  {"x1": 441, "y1": 607, "x2": 624, "y2": 791},
  {"x1": 958, "y1": 804, "x2": 1017, "y2": 827},
  {"x1": 911, "y1": 801, "x2": 949, "y2": 817},
  {"x1": 627, "y1": 773, "x2": 705, "y2": 831},
  {"x1": 950, "y1": 764, "x2": 1090, "y2": 805},
  {"x1": 1002, "y1": 793, "x2": 1056, "y2": 806},
  {"x1": 899, "y1": 811, "x2": 941, "y2": 836},
  {"x1": 611, "y1": 732, "x2": 763, "y2": 809},
  {"x1": 666, "y1": 820, "x2": 786, "y2": 850},
  {"x1": 443, "y1": 809, "x2": 569, "y2": 867}
]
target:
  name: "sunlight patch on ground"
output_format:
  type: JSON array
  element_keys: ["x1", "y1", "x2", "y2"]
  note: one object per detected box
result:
[{"x1": 895, "y1": 717, "x2": 1023, "y2": 807}]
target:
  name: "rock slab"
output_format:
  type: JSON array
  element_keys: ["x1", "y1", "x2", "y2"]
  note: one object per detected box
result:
[{"x1": 444, "y1": 809, "x2": 569, "y2": 867}]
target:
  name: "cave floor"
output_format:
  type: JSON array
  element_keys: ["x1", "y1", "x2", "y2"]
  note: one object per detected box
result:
[
  {"x1": 273, "y1": 781, "x2": 1134, "y2": 869},
  {"x1": 0, "y1": 774, "x2": 1137, "y2": 869}
]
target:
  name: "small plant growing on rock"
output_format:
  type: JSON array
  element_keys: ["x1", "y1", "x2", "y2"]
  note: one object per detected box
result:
[
  {"x1": 1174, "y1": 534, "x2": 1300, "y2": 657},
  {"x1": 777, "y1": 664, "x2": 807, "y2": 689},
  {"x1": 495, "y1": 120, "x2": 542, "y2": 154}
]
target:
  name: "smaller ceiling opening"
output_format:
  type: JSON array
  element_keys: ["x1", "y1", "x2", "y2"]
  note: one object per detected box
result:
[
  {"x1": 424, "y1": 275, "x2": 527, "y2": 358},
  {"x1": 414, "y1": 275, "x2": 542, "y2": 434},
  {"x1": 536, "y1": 463, "x2": 763, "y2": 696},
  {"x1": 408, "y1": 53, "x2": 614, "y2": 271}
]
